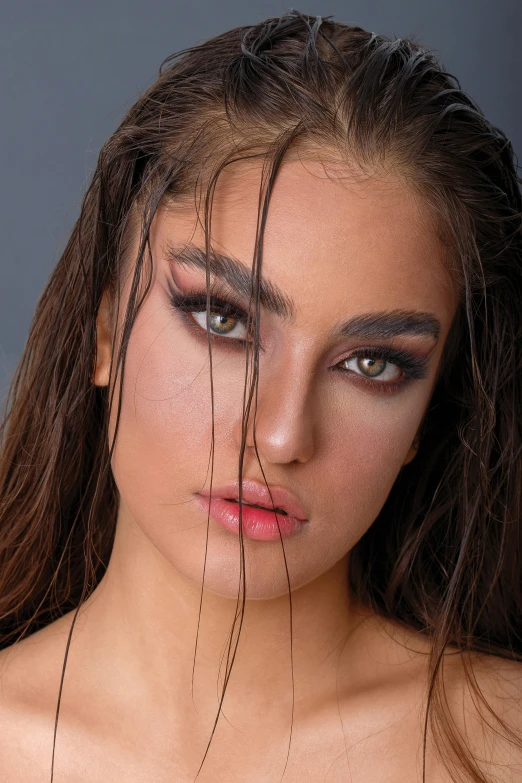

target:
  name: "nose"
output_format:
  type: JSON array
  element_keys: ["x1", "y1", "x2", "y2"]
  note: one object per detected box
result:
[{"x1": 231, "y1": 362, "x2": 316, "y2": 466}]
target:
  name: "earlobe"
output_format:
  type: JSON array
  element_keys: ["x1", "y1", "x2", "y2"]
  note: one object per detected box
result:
[{"x1": 92, "y1": 291, "x2": 113, "y2": 387}]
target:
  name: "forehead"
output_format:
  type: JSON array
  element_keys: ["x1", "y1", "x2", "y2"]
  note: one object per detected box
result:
[{"x1": 156, "y1": 157, "x2": 458, "y2": 323}]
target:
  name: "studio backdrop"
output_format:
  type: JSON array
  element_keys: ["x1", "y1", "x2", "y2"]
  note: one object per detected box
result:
[{"x1": 1, "y1": 0, "x2": 520, "y2": 398}]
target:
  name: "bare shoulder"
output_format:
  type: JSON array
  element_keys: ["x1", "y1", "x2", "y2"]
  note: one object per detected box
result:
[
  {"x1": 381, "y1": 616, "x2": 522, "y2": 782},
  {"x1": 0, "y1": 612, "x2": 75, "y2": 705},
  {"x1": 365, "y1": 612, "x2": 522, "y2": 713},
  {"x1": 349, "y1": 613, "x2": 522, "y2": 781},
  {"x1": 441, "y1": 647, "x2": 522, "y2": 781},
  {"x1": 397, "y1": 620, "x2": 522, "y2": 779},
  {"x1": 0, "y1": 614, "x2": 76, "y2": 782}
]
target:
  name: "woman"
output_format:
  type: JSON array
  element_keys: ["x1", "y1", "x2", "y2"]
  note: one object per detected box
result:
[{"x1": 0, "y1": 9, "x2": 520, "y2": 782}]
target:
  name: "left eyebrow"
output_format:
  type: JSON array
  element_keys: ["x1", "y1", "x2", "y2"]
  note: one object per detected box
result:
[{"x1": 164, "y1": 242, "x2": 442, "y2": 343}]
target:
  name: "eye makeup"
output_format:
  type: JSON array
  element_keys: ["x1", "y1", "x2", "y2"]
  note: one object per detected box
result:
[
  {"x1": 165, "y1": 277, "x2": 433, "y2": 396},
  {"x1": 333, "y1": 345, "x2": 431, "y2": 395},
  {"x1": 166, "y1": 278, "x2": 254, "y2": 347}
]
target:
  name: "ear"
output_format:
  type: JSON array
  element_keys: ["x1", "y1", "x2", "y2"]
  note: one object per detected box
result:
[
  {"x1": 402, "y1": 434, "x2": 420, "y2": 466},
  {"x1": 92, "y1": 290, "x2": 112, "y2": 387}
]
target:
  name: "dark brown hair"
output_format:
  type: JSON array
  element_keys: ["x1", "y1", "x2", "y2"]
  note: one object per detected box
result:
[{"x1": 0, "y1": 10, "x2": 521, "y2": 782}]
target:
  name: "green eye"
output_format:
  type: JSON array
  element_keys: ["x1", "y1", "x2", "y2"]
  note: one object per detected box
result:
[
  {"x1": 208, "y1": 312, "x2": 240, "y2": 335},
  {"x1": 339, "y1": 354, "x2": 401, "y2": 383},
  {"x1": 356, "y1": 356, "x2": 387, "y2": 377},
  {"x1": 191, "y1": 309, "x2": 249, "y2": 340}
]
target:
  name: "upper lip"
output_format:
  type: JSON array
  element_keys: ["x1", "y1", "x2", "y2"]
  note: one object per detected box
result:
[{"x1": 197, "y1": 479, "x2": 309, "y2": 522}]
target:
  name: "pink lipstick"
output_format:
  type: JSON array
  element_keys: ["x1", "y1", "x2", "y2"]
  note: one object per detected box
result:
[{"x1": 194, "y1": 479, "x2": 309, "y2": 541}]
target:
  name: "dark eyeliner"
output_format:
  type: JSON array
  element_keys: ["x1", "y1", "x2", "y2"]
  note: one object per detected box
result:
[
  {"x1": 334, "y1": 345, "x2": 431, "y2": 396},
  {"x1": 167, "y1": 281, "x2": 431, "y2": 392},
  {"x1": 343, "y1": 345, "x2": 431, "y2": 380},
  {"x1": 166, "y1": 280, "x2": 251, "y2": 346}
]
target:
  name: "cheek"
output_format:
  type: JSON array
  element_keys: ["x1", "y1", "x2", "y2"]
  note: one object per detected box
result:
[
  {"x1": 108, "y1": 291, "x2": 245, "y2": 509},
  {"x1": 314, "y1": 386, "x2": 429, "y2": 548}
]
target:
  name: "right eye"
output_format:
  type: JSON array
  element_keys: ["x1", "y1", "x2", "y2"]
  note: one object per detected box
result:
[
  {"x1": 168, "y1": 288, "x2": 252, "y2": 345},
  {"x1": 190, "y1": 307, "x2": 249, "y2": 340}
]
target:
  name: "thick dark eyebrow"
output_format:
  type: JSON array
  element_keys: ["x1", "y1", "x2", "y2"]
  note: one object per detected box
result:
[
  {"x1": 164, "y1": 242, "x2": 442, "y2": 342},
  {"x1": 164, "y1": 241, "x2": 294, "y2": 318}
]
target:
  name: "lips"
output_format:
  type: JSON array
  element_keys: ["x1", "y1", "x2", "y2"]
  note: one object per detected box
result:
[{"x1": 197, "y1": 479, "x2": 308, "y2": 522}]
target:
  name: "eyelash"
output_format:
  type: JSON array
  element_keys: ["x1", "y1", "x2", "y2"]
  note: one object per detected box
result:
[{"x1": 167, "y1": 286, "x2": 431, "y2": 396}]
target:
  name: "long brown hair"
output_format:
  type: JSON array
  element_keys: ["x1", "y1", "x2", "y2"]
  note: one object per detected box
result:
[{"x1": 1, "y1": 10, "x2": 521, "y2": 782}]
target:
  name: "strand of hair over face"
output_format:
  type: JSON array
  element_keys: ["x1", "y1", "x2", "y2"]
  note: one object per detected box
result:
[{"x1": 0, "y1": 9, "x2": 520, "y2": 783}]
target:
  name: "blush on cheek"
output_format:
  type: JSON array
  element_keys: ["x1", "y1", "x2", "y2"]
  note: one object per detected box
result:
[
  {"x1": 107, "y1": 304, "x2": 203, "y2": 484},
  {"x1": 108, "y1": 288, "x2": 248, "y2": 519},
  {"x1": 327, "y1": 413, "x2": 422, "y2": 528}
]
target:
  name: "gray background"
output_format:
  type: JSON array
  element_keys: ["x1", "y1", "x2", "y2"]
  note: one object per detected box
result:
[{"x1": 1, "y1": 0, "x2": 521, "y2": 399}]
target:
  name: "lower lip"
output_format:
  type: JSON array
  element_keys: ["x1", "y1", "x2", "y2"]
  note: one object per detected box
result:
[{"x1": 195, "y1": 495, "x2": 308, "y2": 541}]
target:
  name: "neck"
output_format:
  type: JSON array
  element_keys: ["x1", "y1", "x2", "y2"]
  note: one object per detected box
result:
[{"x1": 74, "y1": 502, "x2": 372, "y2": 735}]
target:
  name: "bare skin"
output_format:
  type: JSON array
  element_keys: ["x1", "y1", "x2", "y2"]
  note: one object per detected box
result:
[{"x1": 0, "y1": 157, "x2": 520, "y2": 782}]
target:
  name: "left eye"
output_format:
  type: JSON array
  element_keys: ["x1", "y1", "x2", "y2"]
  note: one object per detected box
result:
[
  {"x1": 340, "y1": 354, "x2": 402, "y2": 382},
  {"x1": 190, "y1": 310, "x2": 248, "y2": 340}
]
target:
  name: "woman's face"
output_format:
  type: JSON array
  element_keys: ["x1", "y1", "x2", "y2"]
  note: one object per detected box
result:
[{"x1": 97, "y1": 158, "x2": 458, "y2": 600}]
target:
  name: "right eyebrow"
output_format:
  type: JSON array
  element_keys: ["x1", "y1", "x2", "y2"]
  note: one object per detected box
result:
[{"x1": 164, "y1": 241, "x2": 295, "y2": 320}]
